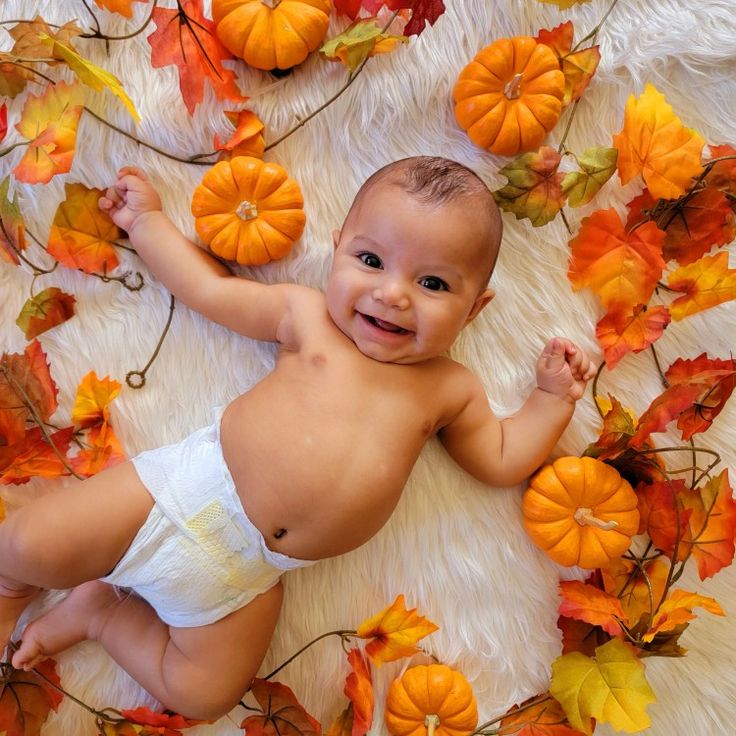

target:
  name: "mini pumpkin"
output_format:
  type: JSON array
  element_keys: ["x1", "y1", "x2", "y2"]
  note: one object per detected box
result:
[
  {"x1": 212, "y1": 0, "x2": 332, "y2": 71},
  {"x1": 191, "y1": 156, "x2": 306, "y2": 265},
  {"x1": 522, "y1": 456, "x2": 640, "y2": 569},
  {"x1": 453, "y1": 36, "x2": 565, "y2": 157},
  {"x1": 385, "y1": 664, "x2": 477, "y2": 736}
]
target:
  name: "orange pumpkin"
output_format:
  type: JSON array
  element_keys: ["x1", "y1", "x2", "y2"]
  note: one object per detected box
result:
[
  {"x1": 385, "y1": 664, "x2": 477, "y2": 736},
  {"x1": 191, "y1": 156, "x2": 306, "y2": 265},
  {"x1": 522, "y1": 456, "x2": 640, "y2": 569},
  {"x1": 212, "y1": 0, "x2": 332, "y2": 71},
  {"x1": 453, "y1": 36, "x2": 565, "y2": 156}
]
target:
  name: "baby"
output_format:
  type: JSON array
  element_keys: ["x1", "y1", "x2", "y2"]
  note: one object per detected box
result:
[{"x1": 0, "y1": 156, "x2": 594, "y2": 719}]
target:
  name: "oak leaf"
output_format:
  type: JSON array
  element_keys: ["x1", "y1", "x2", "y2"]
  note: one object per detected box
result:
[
  {"x1": 704, "y1": 143, "x2": 736, "y2": 196},
  {"x1": 613, "y1": 83, "x2": 704, "y2": 199},
  {"x1": 0, "y1": 659, "x2": 63, "y2": 736},
  {"x1": 7, "y1": 17, "x2": 82, "y2": 65},
  {"x1": 344, "y1": 649, "x2": 373, "y2": 736},
  {"x1": 16, "y1": 287, "x2": 76, "y2": 340},
  {"x1": 242, "y1": 679, "x2": 321, "y2": 736},
  {"x1": 320, "y1": 20, "x2": 406, "y2": 71},
  {"x1": 0, "y1": 426, "x2": 73, "y2": 484},
  {"x1": 72, "y1": 371, "x2": 122, "y2": 429},
  {"x1": 667, "y1": 251, "x2": 736, "y2": 320},
  {"x1": 493, "y1": 147, "x2": 565, "y2": 227},
  {"x1": 0, "y1": 176, "x2": 28, "y2": 266},
  {"x1": 499, "y1": 695, "x2": 584, "y2": 736},
  {"x1": 562, "y1": 147, "x2": 617, "y2": 207},
  {"x1": 47, "y1": 182, "x2": 123, "y2": 274},
  {"x1": 595, "y1": 304, "x2": 670, "y2": 370},
  {"x1": 558, "y1": 580, "x2": 627, "y2": 636},
  {"x1": 642, "y1": 589, "x2": 724, "y2": 643},
  {"x1": 147, "y1": 1, "x2": 245, "y2": 116},
  {"x1": 213, "y1": 110, "x2": 265, "y2": 159},
  {"x1": 71, "y1": 421, "x2": 126, "y2": 477},
  {"x1": 94, "y1": 0, "x2": 148, "y2": 18},
  {"x1": 356, "y1": 594, "x2": 439, "y2": 665},
  {"x1": 13, "y1": 81, "x2": 84, "y2": 184},
  {"x1": 568, "y1": 208, "x2": 666, "y2": 312},
  {"x1": 550, "y1": 638, "x2": 655, "y2": 735}
]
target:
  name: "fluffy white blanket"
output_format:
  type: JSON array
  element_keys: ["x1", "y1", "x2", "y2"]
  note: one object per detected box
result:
[{"x1": 1, "y1": 1, "x2": 735, "y2": 734}]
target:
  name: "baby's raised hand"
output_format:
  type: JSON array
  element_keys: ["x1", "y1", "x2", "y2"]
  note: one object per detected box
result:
[
  {"x1": 98, "y1": 167, "x2": 162, "y2": 234},
  {"x1": 536, "y1": 337, "x2": 596, "y2": 402}
]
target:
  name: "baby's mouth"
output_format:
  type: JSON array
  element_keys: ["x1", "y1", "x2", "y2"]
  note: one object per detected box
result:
[{"x1": 361, "y1": 313, "x2": 410, "y2": 334}]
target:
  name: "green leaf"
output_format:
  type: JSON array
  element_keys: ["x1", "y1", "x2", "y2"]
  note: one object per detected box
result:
[
  {"x1": 320, "y1": 19, "x2": 406, "y2": 72},
  {"x1": 562, "y1": 147, "x2": 618, "y2": 207}
]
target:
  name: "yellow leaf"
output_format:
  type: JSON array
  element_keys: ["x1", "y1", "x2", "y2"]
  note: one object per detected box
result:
[
  {"x1": 667, "y1": 251, "x2": 736, "y2": 320},
  {"x1": 550, "y1": 638, "x2": 656, "y2": 735},
  {"x1": 72, "y1": 371, "x2": 122, "y2": 429},
  {"x1": 612, "y1": 83, "x2": 704, "y2": 199},
  {"x1": 643, "y1": 589, "x2": 725, "y2": 642},
  {"x1": 8, "y1": 17, "x2": 82, "y2": 65},
  {"x1": 320, "y1": 19, "x2": 407, "y2": 72},
  {"x1": 356, "y1": 594, "x2": 439, "y2": 665},
  {"x1": 39, "y1": 34, "x2": 140, "y2": 122},
  {"x1": 562, "y1": 147, "x2": 618, "y2": 207},
  {"x1": 537, "y1": 0, "x2": 592, "y2": 7}
]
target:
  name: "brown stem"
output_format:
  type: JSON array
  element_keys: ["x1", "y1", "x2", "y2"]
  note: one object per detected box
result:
[
  {"x1": 649, "y1": 344, "x2": 669, "y2": 388},
  {"x1": 125, "y1": 293, "x2": 176, "y2": 389},
  {"x1": 80, "y1": 0, "x2": 158, "y2": 41},
  {"x1": 472, "y1": 694, "x2": 553, "y2": 734},
  {"x1": 591, "y1": 360, "x2": 607, "y2": 418},
  {"x1": 262, "y1": 629, "x2": 356, "y2": 681}
]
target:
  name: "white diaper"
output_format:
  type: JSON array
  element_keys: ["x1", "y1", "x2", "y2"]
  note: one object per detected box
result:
[{"x1": 101, "y1": 408, "x2": 315, "y2": 628}]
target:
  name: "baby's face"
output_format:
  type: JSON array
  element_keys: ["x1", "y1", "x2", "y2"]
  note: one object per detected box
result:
[{"x1": 325, "y1": 183, "x2": 494, "y2": 364}]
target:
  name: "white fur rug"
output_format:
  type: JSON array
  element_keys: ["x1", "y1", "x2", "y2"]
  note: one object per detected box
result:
[{"x1": 1, "y1": 1, "x2": 735, "y2": 734}]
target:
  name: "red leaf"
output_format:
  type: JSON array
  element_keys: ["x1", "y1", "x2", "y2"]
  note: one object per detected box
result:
[
  {"x1": 0, "y1": 658, "x2": 63, "y2": 736},
  {"x1": 704, "y1": 143, "x2": 736, "y2": 197},
  {"x1": 241, "y1": 679, "x2": 321, "y2": 736},
  {"x1": 0, "y1": 101, "x2": 7, "y2": 143},
  {"x1": 364, "y1": 0, "x2": 446, "y2": 36},
  {"x1": 344, "y1": 650, "x2": 373, "y2": 736},
  {"x1": 636, "y1": 479, "x2": 691, "y2": 556},
  {"x1": 0, "y1": 426, "x2": 73, "y2": 484},
  {"x1": 558, "y1": 580, "x2": 627, "y2": 636},
  {"x1": 595, "y1": 304, "x2": 670, "y2": 370},
  {"x1": 334, "y1": 0, "x2": 363, "y2": 17},
  {"x1": 120, "y1": 706, "x2": 206, "y2": 735}
]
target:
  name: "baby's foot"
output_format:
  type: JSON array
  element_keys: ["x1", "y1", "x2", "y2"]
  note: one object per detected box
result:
[
  {"x1": 0, "y1": 582, "x2": 40, "y2": 659},
  {"x1": 12, "y1": 581, "x2": 119, "y2": 671}
]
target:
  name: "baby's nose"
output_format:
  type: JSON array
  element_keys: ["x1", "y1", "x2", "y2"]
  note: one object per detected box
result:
[{"x1": 373, "y1": 280, "x2": 410, "y2": 309}]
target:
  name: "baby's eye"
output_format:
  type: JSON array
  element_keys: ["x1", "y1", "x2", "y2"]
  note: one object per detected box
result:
[
  {"x1": 359, "y1": 253, "x2": 382, "y2": 269},
  {"x1": 420, "y1": 276, "x2": 449, "y2": 292}
]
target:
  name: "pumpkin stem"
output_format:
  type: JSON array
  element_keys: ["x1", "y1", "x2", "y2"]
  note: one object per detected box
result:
[
  {"x1": 503, "y1": 72, "x2": 524, "y2": 100},
  {"x1": 574, "y1": 507, "x2": 619, "y2": 531},
  {"x1": 236, "y1": 200, "x2": 259, "y2": 221},
  {"x1": 425, "y1": 714, "x2": 440, "y2": 736},
  {"x1": 261, "y1": 0, "x2": 281, "y2": 8}
]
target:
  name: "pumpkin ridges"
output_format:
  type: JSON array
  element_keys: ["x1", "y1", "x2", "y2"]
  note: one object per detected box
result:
[
  {"x1": 215, "y1": 4, "x2": 261, "y2": 59},
  {"x1": 522, "y1": 490, "x2": 576, "y2": 520},
  {"x1": 255, "y1": 219, "x2": 294, "y2": 260},
  {"x1": 259, "y1": 210, "x2": 307, "y2": 241}
]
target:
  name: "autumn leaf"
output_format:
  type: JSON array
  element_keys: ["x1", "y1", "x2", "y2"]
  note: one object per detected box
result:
[
  {"x1": 7, "y1": 17, "x2": 82, "y2": 65},
  {"x1": 0, "y1": 101, "x2": 6, "y2": 143},
  {"x1": 344, "y1": 649, "x2": 373, "y2": 736},
  {"x1": 94, "y1": 0, "x2": 148, "y2": 18},
  {"x1": 0, "y1": 658, "x2": 63, "y2": 736},
  {"x1": 242, "y1": 679, "x2": 321, "y2": 736},
  {"x1": 40, "y1": 35, "x2": 140, "y2": 122},
  {"x1": 326, "y1": 705, "x2": 354, "y2": 736},
  {"x1": 148, "y1": 1, "x2": 245, "y2": 116},
  {"x1": 536, "y1": 0, "x2": 592, "y2": 9},
  {"x1": 0, "y1": 176, "x2": 28, "y2": 266},
  {"x1": 612, "y1": 83, "x2": 704, "y2": 199},
  {"x1": 47, "y1": 182, "x2": 123, "y2": 274},
  {"x1": 499, "y1": 695, "x2": 585, "y2": 736},
  {"x1": 119, "y1": 706, "x2": 207, "y2": 735},
  {"x1": 213, "y1": 110, "x2": 265, "y2": 159},
  {"x1": 0, "y1": 53, "x2": 35, "y2": 97},
  {"x1": 72, "y1": 371, "x2": 122, "y2": 429},
  {"x1": 70, "y1": 421, "x2": 126, "y2": 478},
  {"x1": 557, "y1": 615, "x2": 611, "y2": 658},
  {"x1": 368, "y1": 0, "x2": 446, "y2": 36},
  {"x1": 0, "y1": 425, "x2": 73, "y2": 484},
  {"x1": 584, "y1": 395, "x2": 636, "y2": 463},
  {"x1": 704, "y1": 143, "x2": 736, "y2": 196},
  {"x1": 0, "y1": 340, "x2": 58, "y2": 446},
  {"x1": 493, "y1": 147, "x2": 565, "y2": 227},
  {"x1": 635, "y1": 480, "x2": 691, "y2": 559},
  {"x1": 642, "y1": 589, "x2": 725, "y2": 643},
  {"x1": 356, "y1": 594, "x2": 438, "y2": 665},
  {"x1": 550, "y1": 638, "x2": 656, "y2": 735},
  {"x1": 568, "y1": 208, "x2": 666, "y2": 312},
  {"x1": 558, "y1": 580, "x2": 627, "y2": 637},
  {"x1": 13, "y1": 81, "x2": 85, "y2": 184},
  {"x1": 667, "y1": 251, "x2": 736, "y2": 320},
  {"x1": 562, "y1": 147, "x2": 618, "y2": 207},
  {"x1": 321, "y1": 19, "x2": 406, "y2": 71},
  {"x1": 16, "y1": 287, "x2": 76, "y2": 340},
  {"x1": 595, "y1": 304, "x2": 670, "y2": 370}
]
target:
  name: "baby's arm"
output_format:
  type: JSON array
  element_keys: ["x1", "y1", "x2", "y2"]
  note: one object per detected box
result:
[
  {"x1": 99, "y1": 167, "x2": 293, "y2": 342},
  {"x1": 439, "y1": 338, "x2": 596, "y2": 487}
]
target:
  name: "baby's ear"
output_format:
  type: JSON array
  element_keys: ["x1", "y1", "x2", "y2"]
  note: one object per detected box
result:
[
  {"x1": 331, "y1": 229, "x2": 341, "y2": 250},
  {"x1": 465, "y1": 288, "x2": 494, "y2": 325}
]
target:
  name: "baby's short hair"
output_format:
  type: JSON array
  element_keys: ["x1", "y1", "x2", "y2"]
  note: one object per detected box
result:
[{"x1": 350, "y1": 156, "x2": 502, "y2": 283}]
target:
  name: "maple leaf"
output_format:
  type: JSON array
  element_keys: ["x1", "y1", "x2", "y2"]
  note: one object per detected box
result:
[
  {"x1": 40, "y1": 36, "x2": 140, "y2": 122},
  {"x1": 13, "y1": 81, "x2": 85, "y2": 184},
  {"x1": 320, "y1": 19, "x2": 407, "y2": 72},
  {"x1": 242, "y1": 679, "x2": 321, "y2": 736},
  {"x1": 119, "y1": 706, "x2": 207, "y2": 735},
  {"x1": 550, "y1": 638, "x2": 656, "y2": 735},
  {"x1": 635, "y1": 480, "x2": 691, "y2": 558},
  {"x1": 47, "y1": 182, "x2": 123, "y2": 274},
  {"x1": 0, "y1": 340, "x2": 58, "y2": 446},
  {"x1": 213, "y1": 110, "x2": 265, "y2": 159},
  {"x1": 584, "y1": 395, "x2": 636, "y2": 461},
  {"x1": 499, "y1": 695, "x2": 585, "y2": 736},
  {"x1": 493, "y1": 147, "x2": 565, "y2": 227},
  {"x1": 72, "y1": 371, "x2": 122, "y2": 429},
  {"x1": 369, "y1": 0, "x2": 446, "y2": 37},
  {"x1": 0, "y1": 53, "x2": 36, "y2": 97},
  {"x1": 558, "y1": 580, "x2": 628, "y2": 637},
  {"x1": 568, "y1": 208, "x2": 666, "y2": 312},
  {"x1": 612, "y1": 83, "x2": 704, "y2": 199},
  {"x1": 667, "y1": 251, "x2": 736, "y2": 320},
  {"x1": 335, "y1": 0, "x2": 363, "y2": 18},
  {"x1": 70, "y1": 420, "x2": 126, "y2": 477},
  {"x1": 0, "y1": 425, "x2": 73, "y2": 484},
  {"x1": 344, "y1": 649, "x2": 373, "y2": 736},
  {"x1": 536, "y1": 0, "x2": 592, "y2": 8},
  {"x1": 16, "y1": 287, "x2": 76, "y2": 340},
  {"x1": 562, "y1": 147, "x2": 617, "y2": 207},
  {"x1": 595, "y1": 303, "x2": 671, "y2": 370},
  {"x1": 704, "y1": 143, "x2": 736, "y2": 196},
  {"x1": 0, "y1": 658, "x2": 63, "y2": 736},
  {"x1": 642, "y1": 588, "x2": 724, "y2": 643},
  {"x1": 94, "y1": 0, "x2": 148, "y2": 18},
  {"x1": 679, "y1": 470, "x2": 736, "y2": 580},
  {"x1": 8, "y1": 17, "x2": 82, "y2": 65},
  {"x1": 0, "y1": 177, "x2": 28, "y2": 266},
  {"x1": 148, "y1": 1, "x2": 245, "y2": 116},
  {"x1": 557, "y1": 615, "x2": 611, "y2": 658},
  {"x1": 355, "y1": 594, "x2": 438, "y2": 665}
]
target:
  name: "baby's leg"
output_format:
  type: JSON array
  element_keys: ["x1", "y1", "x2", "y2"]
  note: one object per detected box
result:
[
  {"x1": 15, "y1": 580, "x2": 283, "y2": 720},
  {"x1": 0, "y1": 460, "x2": 154, "y2": 652}
]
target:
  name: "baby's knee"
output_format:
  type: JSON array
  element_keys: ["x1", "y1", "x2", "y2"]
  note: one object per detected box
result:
[{"x1": 163, "y1": 677, "x2": 245, "y2": 721}]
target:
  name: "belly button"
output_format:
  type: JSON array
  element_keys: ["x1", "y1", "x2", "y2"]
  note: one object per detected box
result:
[{"x1": 274, "y1": 528, "x2": 287, "y2": 539}]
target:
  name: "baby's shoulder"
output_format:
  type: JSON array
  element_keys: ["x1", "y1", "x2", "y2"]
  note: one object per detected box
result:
[{"x1": 425, "y1": 356, "x2": 484, "y2": 397}]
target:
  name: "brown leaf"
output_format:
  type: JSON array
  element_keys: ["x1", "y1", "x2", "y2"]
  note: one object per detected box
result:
[
  {"x1": 8, "y1": 16, "x2": 82, "y2": 65},
  {"x1": 241, "y1": 679, "x2": 321, "y2": 736}
]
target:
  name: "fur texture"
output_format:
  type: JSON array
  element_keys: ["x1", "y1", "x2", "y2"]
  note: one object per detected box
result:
[{"x1": 1, "y1": 1, "x2": 734, "y2": 734}]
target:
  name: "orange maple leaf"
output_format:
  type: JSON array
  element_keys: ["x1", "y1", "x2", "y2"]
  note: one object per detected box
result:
[
  {"x1": 602, "y1": 557, "x2": 669, "y2": 631},
  {"x1": 356, "y1": 594, "x2": 439, "y2": 665},
  {"x1": 557, "y1": 614, "x2": 611, "y2": 658},
  {"x1": 325, "y1": 707, "x2": 353, "y2": 736},
  {"x1": 8, "y1": 17, "x2": 82, "y2": 65},
  {"x1": 47, "y1": 182, "x2": 123, "y2": 274},
  {"x1": 0, "y1": 176, "x2": 27, "y2": 266},
  {"x1": 214, "y1": 109, "x2": 265, "y2": 160},
  {"x1": 584, "y1": 395, "x2": 636, "y2": 461},
  {"x1": 147, "y1": 1, "x2": 245, "y2": 116},
  {"x1": 72, "y1": 371, "x2": 122, "y2": 429},
  {"x1": 0, "y1": 426, "x2": 73, "y2": 485},
  {"x1": 595, "y1": 303, "x2": 670, "y2": 370},
  {"x1": 119, "y1": 706, "x2": 207, "y2": 735},
  {"x1": 94, "y1": 0, "x2": 147, "y2": 18},
  {"x1": 612, "y1": 83, "x2": 704, "y2": 199},
  {"x1": 558, "y1": 580, "x2": 628, "y2": 636},
  {"x1": 241, "y1": 679, "x2": 321, "y2": 736},
  {"x1": 704, "y1": 143, "x2": 736, "y2": 196},
  {"x1": 0, "y1": 658, "x2": 63, "y2": 736},
  {"x1": 13, "y1": 81, "x2": 85, "y2": 184},
  {"x1": 635, "y1": 479, "x2": 692, "y2": 559},
  {"x1": 344, "y1": 649, "x2": 373, "y2": 736},
  {"x1": 667, "y1": 251, "x2": 736, "y2": 320},
  {"x1": 568, "y1": 208, "x2": 666, "y2": 312},
  {"x1": 499, "y1": 695, "x2": 585, "y2": 736},
  {"x1": 71, "y1": 421, "x2": 126, "y2": 478},
  {"x1": 15, "y1": 286, "x2": 76, "y2": 340},
  {"x1": 643, "y1": 588, "x2": 725, "y2": 643}
]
